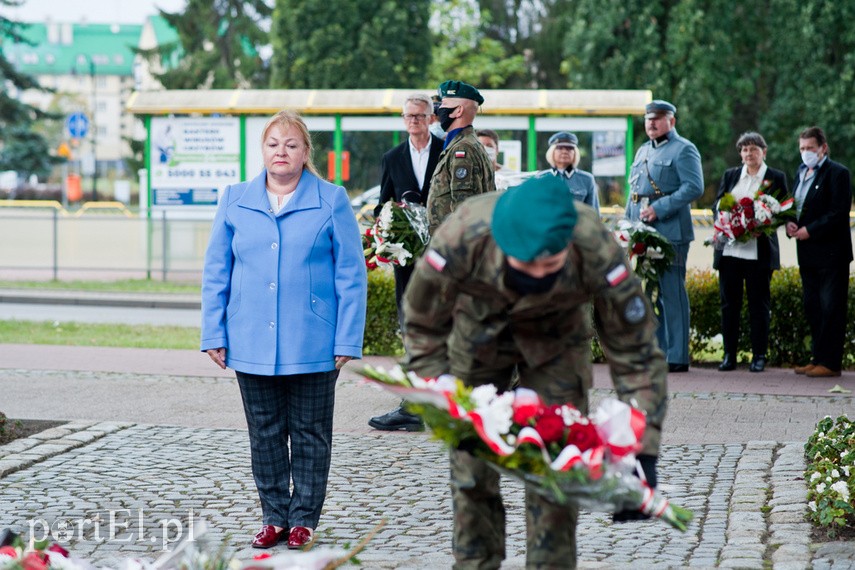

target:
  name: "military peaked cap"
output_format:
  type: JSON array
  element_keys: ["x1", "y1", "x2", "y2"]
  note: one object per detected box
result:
[
  {"x1": 547, "y1": 131, "x2": 579, "y2": 147},
  {"x1": 644, "y1": 100, "x2": 677, "y2": 118}
]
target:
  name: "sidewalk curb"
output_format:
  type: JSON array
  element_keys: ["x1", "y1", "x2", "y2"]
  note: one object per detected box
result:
[{"x1": 0, "y1": 290, "x2": 199, "y2": 310}]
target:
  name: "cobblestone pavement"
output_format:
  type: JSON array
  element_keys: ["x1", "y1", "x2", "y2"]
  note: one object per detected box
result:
[{"x1": 2, "y1": 407, "x2": 854, "y2": 568}]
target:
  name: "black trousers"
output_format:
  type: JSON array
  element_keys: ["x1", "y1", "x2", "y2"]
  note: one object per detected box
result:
[
  {"x1": 393, "y1": 264, "x2": 415, "y2": 333},
  {"x1": 718, "y1": 256, "x2": 772, "y2": 357},
  {"x1": 800, "y1": 263, "x2": 850, "y2": 370}
]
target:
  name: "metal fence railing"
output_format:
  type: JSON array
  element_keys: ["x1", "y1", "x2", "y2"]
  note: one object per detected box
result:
[
  {"x1": 0, "y1": 207, "x2": 213, "y2": 282},
  {"x1": 1, "y1": 203, "x2": 853, "y2": 282}
]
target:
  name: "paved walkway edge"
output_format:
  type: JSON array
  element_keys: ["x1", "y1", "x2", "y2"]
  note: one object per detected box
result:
[{"x1": 0, "y1": 421, "x2": 134, "y2": 478}]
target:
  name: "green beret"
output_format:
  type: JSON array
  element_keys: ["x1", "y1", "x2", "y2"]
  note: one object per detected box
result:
[
  {"x1": 491, "y1": 176, "x2": 578, "y2": 261},
  {"x1": 438, "y1": 80, "x2": 484, "y2": 105}
]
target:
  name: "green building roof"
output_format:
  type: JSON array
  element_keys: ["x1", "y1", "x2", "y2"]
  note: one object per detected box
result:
[{"x1": 2, "y1": 22, "x2": 142, "y2": 76}]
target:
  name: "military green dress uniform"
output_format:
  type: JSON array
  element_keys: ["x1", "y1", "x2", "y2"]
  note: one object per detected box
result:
[
  {"x1": 426, "y1": 81, "x2": 495, "y2": 234},
  {"x1": 403, "y1": 177, "x2": 668, "y2": 569}
]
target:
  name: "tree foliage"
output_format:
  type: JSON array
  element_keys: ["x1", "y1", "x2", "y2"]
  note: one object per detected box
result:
[
  {"x1": 427, "y1": 0, "x2": 526, "y2": 88},
  {"x1": 562, "y1": 0, "x2": 855, "y2": 199},
  {"x1": 141, "y1": 0, "x2": 272, "y2": 89},
  {"x1": 269, "y1": 0, "x2": 431, "y2": 88},
  {"x1": 0, "y1": 0, "x2": 59, "y2": 178}
]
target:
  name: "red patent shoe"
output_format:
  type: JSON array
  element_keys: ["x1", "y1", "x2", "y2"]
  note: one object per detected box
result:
[
  {"x1": 251, "y1": 525, "x2": 285, "y2": 548},
  {"x1": 287, "y1": 526, "x2": 314, "y2": 549}
]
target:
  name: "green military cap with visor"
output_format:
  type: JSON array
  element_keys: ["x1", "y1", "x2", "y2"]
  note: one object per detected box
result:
[
  {"x1": 437, "y1": 80, "x2": 484, "y2": 105},
  {"x1": 491, "y1": 176, "x2": 578, "y2": 262}
]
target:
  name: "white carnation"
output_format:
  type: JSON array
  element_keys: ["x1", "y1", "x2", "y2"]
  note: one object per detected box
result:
[{"x1": 831, "y1": 481, "x2": 851, "y2": 503}]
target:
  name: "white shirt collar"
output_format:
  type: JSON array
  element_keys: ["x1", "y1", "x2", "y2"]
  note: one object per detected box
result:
[{"x1": 739, "y1": 163, "x2": 767, "y2": 181}]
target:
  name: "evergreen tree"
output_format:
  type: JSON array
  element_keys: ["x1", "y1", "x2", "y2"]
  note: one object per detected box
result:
[
  {"x1": 269, "y1": 0, "x2": 431, "y2": 88},
  {"x1": 140, "y1": 0, "x2": 272, "y2": 89},
  {"x1": 0, "y1": 1, "x2": 59, "y2": 179}
]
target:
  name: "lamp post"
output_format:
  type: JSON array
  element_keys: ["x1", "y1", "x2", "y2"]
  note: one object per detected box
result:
[{"x1": 73, "y1": 54, "x2": 97, "y2": 201}]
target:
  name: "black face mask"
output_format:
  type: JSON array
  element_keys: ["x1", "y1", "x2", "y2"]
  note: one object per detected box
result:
[
  {"x1": 436, "y1": 106, "x2": 459, "y2": 132},
  {"x1": 505, "y1": 265, "x2": 561, "y2": 295}
]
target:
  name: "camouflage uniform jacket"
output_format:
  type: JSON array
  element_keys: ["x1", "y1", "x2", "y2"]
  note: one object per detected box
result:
[
  {"x1": 403, "y1": 193, "x2": 668, "y2": 454},
  {"x1": 426, "y1": 126, "x2": 495, "y2": 234}
]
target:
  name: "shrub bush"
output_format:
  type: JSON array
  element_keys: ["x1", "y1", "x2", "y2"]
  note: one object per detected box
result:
[
  {"x1": 364, "y1": 265, "x2": 855, "y2": 368},
  {"x1": 688, "y1": 266, "x2": 855, "y2": 368},
  {"x1": 363, "y1": 269, "x2": 403, "y2": 356},
  {"x1": 804, "y1": 415, "x2": 855, "y2": 537}
]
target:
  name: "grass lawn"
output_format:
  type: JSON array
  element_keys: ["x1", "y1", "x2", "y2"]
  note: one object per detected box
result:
[
  {"x1": 0, "y1": 279, "x2": 200, "y2": 294},
  {"x1": 0, "y1": 320, "x2": 199, "y2": 350}
]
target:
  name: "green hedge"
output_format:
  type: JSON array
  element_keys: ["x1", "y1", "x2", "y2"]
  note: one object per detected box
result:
[
  {"x1": 366, "y1": 265, "x2": 855, "y2": 368},
  {"x1": 364, "y1": 270, "x2": 403, "y2": 356},
  {"x1": 688, "y1": 266, "x2": 855, "y2": 368}
]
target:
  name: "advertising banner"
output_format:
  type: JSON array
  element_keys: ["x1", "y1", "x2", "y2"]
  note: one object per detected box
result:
[{"x1": 150, "y1": 117, "x2": 241, "y2": 207}]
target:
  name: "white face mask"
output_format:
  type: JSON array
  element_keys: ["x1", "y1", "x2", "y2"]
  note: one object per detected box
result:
[
  {"x1": 484, "y1": 146, "x2": 497, "y2": 161},
  {"x1": 801, "y1": 150, "x2": 820, "y2": 169},
  {"x1": 429, "y1": 122, "x2": 446, "y2": 140}
]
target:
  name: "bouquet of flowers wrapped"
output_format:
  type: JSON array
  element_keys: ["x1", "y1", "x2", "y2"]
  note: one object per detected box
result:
[
  {"x1": 494, "y1": 170, "x2": 539, "y2": 192},
  {"x1": 706, "y1": 185, "x2": 795, "y2": 250},
  {"x1": 613, "y1": 219, "x2": 675, "y2": 313},
  {"x1": 0, "y1": 520, "x2": 370, "y2": 570},
  {"x1": 362, "y1": 201, "x2": 429, "y2": 270},
  {"x1": 357, "y1": 365, "x2": 693, "y2": 531}
]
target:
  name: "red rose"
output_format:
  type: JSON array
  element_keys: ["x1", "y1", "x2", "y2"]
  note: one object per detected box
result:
[
  {"x1": 47, "y1": 544, "x2": 69, "y2": 558},
  {"x1": 534, "y1": 405, "x2": 566, "y2": 443},
  {"x1": 565, "y1": 421, "x2": 601, "y2": 451},
  {"x1": 0, "y1": 546, "x2": 18, "y2": 558},
  {"x1": 743, "y1": 206, "x2": 754, "y2": 219},
  {"x1": 22, "y1": 552, "x2": 47, "y2": 570},
  {"x1": 739, "y1": 197, "x2": 753, "y2": 208},
  {"x1": 512, "y1": 388, "x2": 544, "y2": 425},
  {"x1": 631, "y1": 242, "x2": 646, "y2": 255}
]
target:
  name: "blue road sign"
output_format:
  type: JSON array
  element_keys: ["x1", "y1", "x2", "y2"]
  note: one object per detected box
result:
[{"x1": 66, "y1": 112, "x2": 89, "y2": 138}]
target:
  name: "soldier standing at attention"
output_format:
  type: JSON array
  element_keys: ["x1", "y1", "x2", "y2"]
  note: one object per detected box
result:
[
  {"x1": 427, "y1": 80, "x2": 495, "y2": 234},
  {"x1": 625, "y1": 100, "x2": 704, "y2": 373},
  {"x1": 403, "y1": 176, "x2": 668, "y2": 569}
]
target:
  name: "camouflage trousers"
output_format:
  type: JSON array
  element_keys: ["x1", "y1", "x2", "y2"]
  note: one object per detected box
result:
[{"x1": 449, "y1": 343, "x2": 591, "y2": 569}]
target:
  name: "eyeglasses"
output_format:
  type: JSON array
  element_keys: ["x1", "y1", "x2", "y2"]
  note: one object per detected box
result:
[{"x1": 402, "y1": 114, "x2": 429, "y2": 121}]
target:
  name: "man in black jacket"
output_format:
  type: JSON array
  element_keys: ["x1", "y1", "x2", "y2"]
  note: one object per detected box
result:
[
  {"x1": 369, "y1": 94, "x2": 443, "y2": 431},
  {"x1": 786, "y1": 126, "x2": 853, "y2": 378}
]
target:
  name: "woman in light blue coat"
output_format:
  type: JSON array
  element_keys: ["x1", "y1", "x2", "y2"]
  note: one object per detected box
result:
[{"x1": 201, "y1": 110, "x2": 367, "y2": 550}]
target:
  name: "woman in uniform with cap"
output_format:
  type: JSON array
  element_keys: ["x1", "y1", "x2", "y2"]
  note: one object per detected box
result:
[{"x1": 542, "y1": 131, "x2": 600, "y2": 213}]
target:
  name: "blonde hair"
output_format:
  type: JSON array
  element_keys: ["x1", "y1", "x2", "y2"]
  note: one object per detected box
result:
[
  {"x1": 545, "y1": 144, "x2": 580, "y2": 169},
  {"x1": 261, "y1": 110, "x2": 320, "y2": 177}
]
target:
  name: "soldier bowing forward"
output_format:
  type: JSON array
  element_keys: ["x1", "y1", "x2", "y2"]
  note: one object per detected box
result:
[{"x1": 403, "y1": 176, "x2": 669, "y2": 569}]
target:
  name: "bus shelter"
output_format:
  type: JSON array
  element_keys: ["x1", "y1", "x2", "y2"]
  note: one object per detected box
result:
[{"x1": 126, "y1": 88, "x2": 651, "y2": 213}]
